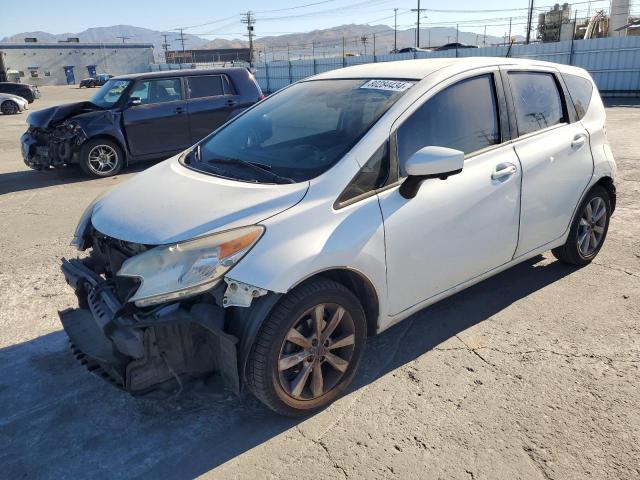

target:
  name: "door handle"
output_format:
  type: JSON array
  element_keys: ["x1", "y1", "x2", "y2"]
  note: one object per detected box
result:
[
  {"x1": 491, "y1": 163, "x2": 517, "y2": 180},
  {"x1": 226, "y1": 99, "x2": 237, "y2": 107},
  {"x1": 571, "y1": 134, "x2": 587, "y2": 149},
  {"x1": 175, "y1": 106, "x2": 185, "y2": 114}
]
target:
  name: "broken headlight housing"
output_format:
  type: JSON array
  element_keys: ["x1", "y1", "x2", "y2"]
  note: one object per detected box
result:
[
  {"x1": 117, "y1": 226, "x2": 264, "y2": 307},
  {"x1": 71, "y1": 193, "x2": 105, "y2": 250}
]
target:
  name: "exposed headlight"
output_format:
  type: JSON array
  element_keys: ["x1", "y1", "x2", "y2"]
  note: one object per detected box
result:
[{"x1": 117, "y1": 226, "x2": 264, "y2": 307}]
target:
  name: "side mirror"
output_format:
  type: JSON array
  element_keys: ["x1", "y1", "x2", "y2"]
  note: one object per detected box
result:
[
  {"x1": 128, "y1": 96, "x2": 142, "y2": 107},
  {"x1": 399, "y1": 146, "x2": 464, "y2": 199}
]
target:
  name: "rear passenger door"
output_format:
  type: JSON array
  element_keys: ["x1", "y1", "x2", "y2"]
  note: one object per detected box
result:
[
  {"x1": 123, "y1": 77, "x2": 191, "y2": 158},
  {"x1": 378, "y1": 70, "x2": 522, "y2": 315},
  {"x1": 185, "y1": 74, "x2": 238, "y2": 143},
  {"x1": 504, "y1": 68, "x2": 593, "y2": 257}
]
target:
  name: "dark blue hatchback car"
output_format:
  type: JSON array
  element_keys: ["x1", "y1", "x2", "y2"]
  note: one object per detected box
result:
[{"x1": 21, "y1": 68, "x2": 263, "y2": 177}]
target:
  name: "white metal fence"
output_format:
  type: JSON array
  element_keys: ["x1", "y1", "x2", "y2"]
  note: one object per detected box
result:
[{"x1": 252, "y1": 36, "x2": 640, "y2": 96}]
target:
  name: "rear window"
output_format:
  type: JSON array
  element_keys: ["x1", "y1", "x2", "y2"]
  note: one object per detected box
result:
[
  {"x1": 187, "y1": 75, "x2": 224, "y2": 99},
  {"x1": 563, "y1": 73, "x2": 593, "y2": 120},
  {"x1": 509, "y1": 72, "x2": 566, "y2": 136}
]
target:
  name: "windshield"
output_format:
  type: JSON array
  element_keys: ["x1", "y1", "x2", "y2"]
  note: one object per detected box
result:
[
  {"x1": 90, "y1": 79, "x2": 131, "y2": 108},
  {"x1": 184, "y1": 79, "x2": 413, "y2": 183}
]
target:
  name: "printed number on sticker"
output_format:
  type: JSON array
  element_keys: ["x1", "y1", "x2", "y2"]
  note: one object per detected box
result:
[{"x1": 360, "y1": 80, "x2": 413, "y2": 92}]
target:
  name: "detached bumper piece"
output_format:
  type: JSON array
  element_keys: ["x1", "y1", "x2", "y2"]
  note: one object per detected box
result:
[{"x1": 59, "y1": 258, "x2": 240, "y2": 396}]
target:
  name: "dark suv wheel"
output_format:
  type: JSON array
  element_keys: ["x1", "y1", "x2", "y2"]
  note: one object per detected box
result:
[
  {"x1": 552, "y1": 185, "x2": 611, "y2": 266},
  {"x1": 247, "y1": 278, "x2": 366, "y2": 416}
]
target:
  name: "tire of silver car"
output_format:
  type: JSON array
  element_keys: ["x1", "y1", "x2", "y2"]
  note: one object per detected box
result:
[
  {"x1": 1, "y1": 100, "x2": 19, "y2": 115},
  {"x1": 246, "y1": 278, "x2": 367, "y2": 416},
  {"x1": 79, "y1": 138, "x2": 124, "y2": 178},
  {"x1": 552, "y1": 185, "x2": 611, "y2": 266}
]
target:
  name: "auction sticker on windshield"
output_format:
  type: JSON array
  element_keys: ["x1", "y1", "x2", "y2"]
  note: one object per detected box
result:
[{"x1": 360, "y1": 80, "x2": 414, "y2": 92}]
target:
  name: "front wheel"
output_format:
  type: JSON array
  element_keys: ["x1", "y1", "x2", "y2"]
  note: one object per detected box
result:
[
  {"x1": 1, "y1": 100, "x2": 19, "y2": 115},
  {"x1": 552, "y1": 185, "x2": 611, "y2": 266},
  {"x1": 79, "y1": 138, "x2": 124, "y2": 178},
  {"x1": 246, "y1": 278, "x2": 366, "y2": 416}
]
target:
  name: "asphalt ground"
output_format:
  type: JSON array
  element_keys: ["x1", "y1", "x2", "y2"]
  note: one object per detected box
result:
[{"x1": 0, "y1": 86, "x2": 638, "y2": 479}]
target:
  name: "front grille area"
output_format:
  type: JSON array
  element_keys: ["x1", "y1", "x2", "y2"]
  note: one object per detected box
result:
[{"x1": 89, "y1": 229, "x2": 147, "y2": 303}]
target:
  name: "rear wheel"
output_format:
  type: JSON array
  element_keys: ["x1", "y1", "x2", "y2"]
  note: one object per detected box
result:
[
  {"x1": 246, "y1": 278, "x2": 366, "y2": 416},
  {"x1": 79, "y1": 138, "x2": 124, "y2": 178},
  {"x1": 1, "y1": 100, "x2": 19, "y2": 115},
  {"x1": 552, "y1": 185, "x2": 611, "y2": 266}
]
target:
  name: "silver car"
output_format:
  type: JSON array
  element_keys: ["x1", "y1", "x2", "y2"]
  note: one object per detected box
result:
[{"x1": 61, "y1": 58, "x2": 616, "y2": 416}]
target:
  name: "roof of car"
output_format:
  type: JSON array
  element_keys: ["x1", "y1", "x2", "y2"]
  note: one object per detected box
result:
[
  {"x1": 111, "y1": 67, "x2": 249, "y2": 81},
  {"x1": 310, "y1": 57, "x2": 579, "y2": 81}
]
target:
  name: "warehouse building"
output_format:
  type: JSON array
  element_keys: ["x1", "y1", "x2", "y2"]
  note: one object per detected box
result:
[{"x1": 0, "y1": 40, "x2": 154, "y2": 86}]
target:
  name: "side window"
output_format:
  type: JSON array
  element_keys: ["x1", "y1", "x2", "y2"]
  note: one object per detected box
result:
[
  {"x1": 336, "y1": 142, "x2": 389, "y2": 206},
  {"x1": 397, "y1": 74, "x2": 500, "y2": 175},
  {"x1": 222, "y1": 75, "x2": 237, "y2": 95},
  {"x1": 187, "y1": 75, "x2": 224, "y2": 99},
  {"x1": 129, "y1": 78, "x2": 182, "y2": 105},
  {"x1": 509, "y1": 72, "x2": 565, "y2": 135},
  {"x1": 563, "y1": 73, "x2": 593, "y2": 120}
]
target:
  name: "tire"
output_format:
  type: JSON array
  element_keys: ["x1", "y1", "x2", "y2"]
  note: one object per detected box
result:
[
  {"x1": 552, "y1": 185, "x2": 611, "y2": 266},
  {"x1": 246, "y1": 278, "x2": 367, "y2": 416},
  {"x1": 79, "y1": 138, "x2": 124, "y2": 178},
  {"x1": 1, "y1": 100, "x2": 19, "y2": 115},
  {"x1": 89, "y1": 81, "x2": 96, "y2": 88}
]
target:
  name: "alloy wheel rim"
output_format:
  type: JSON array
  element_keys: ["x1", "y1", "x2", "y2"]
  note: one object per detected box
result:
[
  {"x1": 88, "y1": 145, "x2": 118, "y2": 174},
  {"x1": 278, "y1": 303, "x2": 356, "y2": 401},
  {"x1": 3, "y1": 103, "x2": 17, "y2": 114},
  {"x1": 577, "y1": 196, "x2": 607, "y2": 257}
]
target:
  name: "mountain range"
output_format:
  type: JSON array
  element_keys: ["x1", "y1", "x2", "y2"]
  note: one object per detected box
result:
[{"x1": 1, "y1": 24, "x2": 521, "y2": 61}]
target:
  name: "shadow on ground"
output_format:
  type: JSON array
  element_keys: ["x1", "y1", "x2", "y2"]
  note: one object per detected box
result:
[
  {"x1": 0, "y1": 162, "x2": 153, "y2": 196},
  {"x1": 0, "y1": 256, "x2": 578, "y2": 478}
]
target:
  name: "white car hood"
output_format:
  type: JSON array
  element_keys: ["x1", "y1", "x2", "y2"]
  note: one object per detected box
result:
[
  {"x1": 91, "y1": 157, "x2": 309, "y2": 245},
  {"x1": 0, "y1": 93, "x2": 26, "y2": 103}
]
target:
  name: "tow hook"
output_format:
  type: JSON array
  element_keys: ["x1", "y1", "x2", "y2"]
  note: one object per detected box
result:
[{"x1": 223, "y1": 278, "x2": 268, "y2": 308}]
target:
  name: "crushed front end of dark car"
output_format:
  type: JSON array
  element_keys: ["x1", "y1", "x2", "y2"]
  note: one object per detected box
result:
[
  {"x1": 21, "y1": 102, "x2": 119, "y2": 170},
  {"x1": 59, "y1": 228, "x2": 242, "y2": 396}
]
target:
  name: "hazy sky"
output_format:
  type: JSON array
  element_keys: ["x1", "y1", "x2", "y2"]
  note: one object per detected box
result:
[{"x1": 0, "y1": 0, "x2": 614, "y2": 40}]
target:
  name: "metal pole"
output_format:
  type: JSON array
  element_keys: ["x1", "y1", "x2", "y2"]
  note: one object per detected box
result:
[
  {"x1": 416, "y1": 0, "x2": 421, "y2": 47},
  {"x1": 483, "y1": 25, "x2": 487, "y2": 46},
  {"x1": 342, "y1": 37, "x2": 346, "y2": 67},
  {"x1": 569, "y1": 10, "x2": 577, "y2": 65},
  {"x1": 394, "y1": 8, "x2": 398, "y2": 51},
  {"x1": 373, "y1": 33, "x2": 376, "y2": 59},
  {"x1": 508, "y1": 17, "x2": 512, "y2": 44},
  {"x1": 455, "y1": 24, "x2": 459, "y2": 57},
  {"x1": 526, "y1": 0, "x2": 534, "y2": 44}
]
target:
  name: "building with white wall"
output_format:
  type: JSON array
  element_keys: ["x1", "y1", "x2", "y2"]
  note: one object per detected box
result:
[{"x1": 0, "y1": 42, "x2": 154, "y2": 85}]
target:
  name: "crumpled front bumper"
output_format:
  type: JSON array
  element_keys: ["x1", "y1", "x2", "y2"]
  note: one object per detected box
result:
[
  {"x1": 21, "y1": 132, "x2": 51, "y2": 170},
  {"x1": 59, "y1": 257, "x2": 240, "y2": 395}
]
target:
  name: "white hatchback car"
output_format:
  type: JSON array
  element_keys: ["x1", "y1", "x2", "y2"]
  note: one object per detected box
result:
[
  {"x1": 61, "y1": 58, "x2": 616, "y2": 416},
  {"x1": 0, "y1": 93, "x2": 29, "y2": 115}
]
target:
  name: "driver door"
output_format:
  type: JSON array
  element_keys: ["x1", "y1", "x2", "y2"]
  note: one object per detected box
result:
[
  {"x1": 123, "y1": 77, "x2": 191, "y2": 158},
  {"x1": 377, "y1": 71, "x2": 522, "y2": 315}
]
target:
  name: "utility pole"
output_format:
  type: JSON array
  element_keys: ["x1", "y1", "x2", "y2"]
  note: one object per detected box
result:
[
  {"x1": 241, "y1": 11, "x2": 256, "y2": 67},
  {"x1": 508, "y1": 17, "x2": 512, "y2": 44},
  {"x1": 161, "y1": 33, "x2": 171, "y2": 63},
  {"x1": 411, "y1": 0, "x2": 427, "y2": 48},
  {"x1": 525, "y1": 0, "x2": 534, "y2": 44},
  {"x1": 175, "y1": 28, "x2": 186, "y2": 59},
  {"x1": 394, "y1": 8, "x2": 398, "y2": 52},
  {"x1": 116, "y1": 36, "x2": 130, "y2": 44},
  {"x1": 373, "y1": 33, "x2": 376, "y2": 57},
  {"x1": 483, "y1": 25, "x2": 487, "y2": 46},
  {"x1": 361, "y1": 35, "x2": 368, "y2": 55}
]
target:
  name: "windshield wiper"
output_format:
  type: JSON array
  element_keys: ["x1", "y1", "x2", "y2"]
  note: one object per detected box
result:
[{"x1": 207, "y1": 157, "x2": 295, "y2": 184}]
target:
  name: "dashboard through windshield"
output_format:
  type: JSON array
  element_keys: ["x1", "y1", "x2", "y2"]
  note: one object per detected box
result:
[{"x1": 183, "y1": 78, "x2": 413, "y2": 183}]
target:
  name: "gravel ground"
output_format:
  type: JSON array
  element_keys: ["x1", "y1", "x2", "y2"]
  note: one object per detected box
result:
[{"x1": 0, "y1": 86, "x2": 638, "y2": 480}]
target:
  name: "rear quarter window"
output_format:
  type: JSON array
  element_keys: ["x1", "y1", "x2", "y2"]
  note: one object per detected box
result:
[{"x1": 563, "y1": 73, "x2": 594, "y2": 120}]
